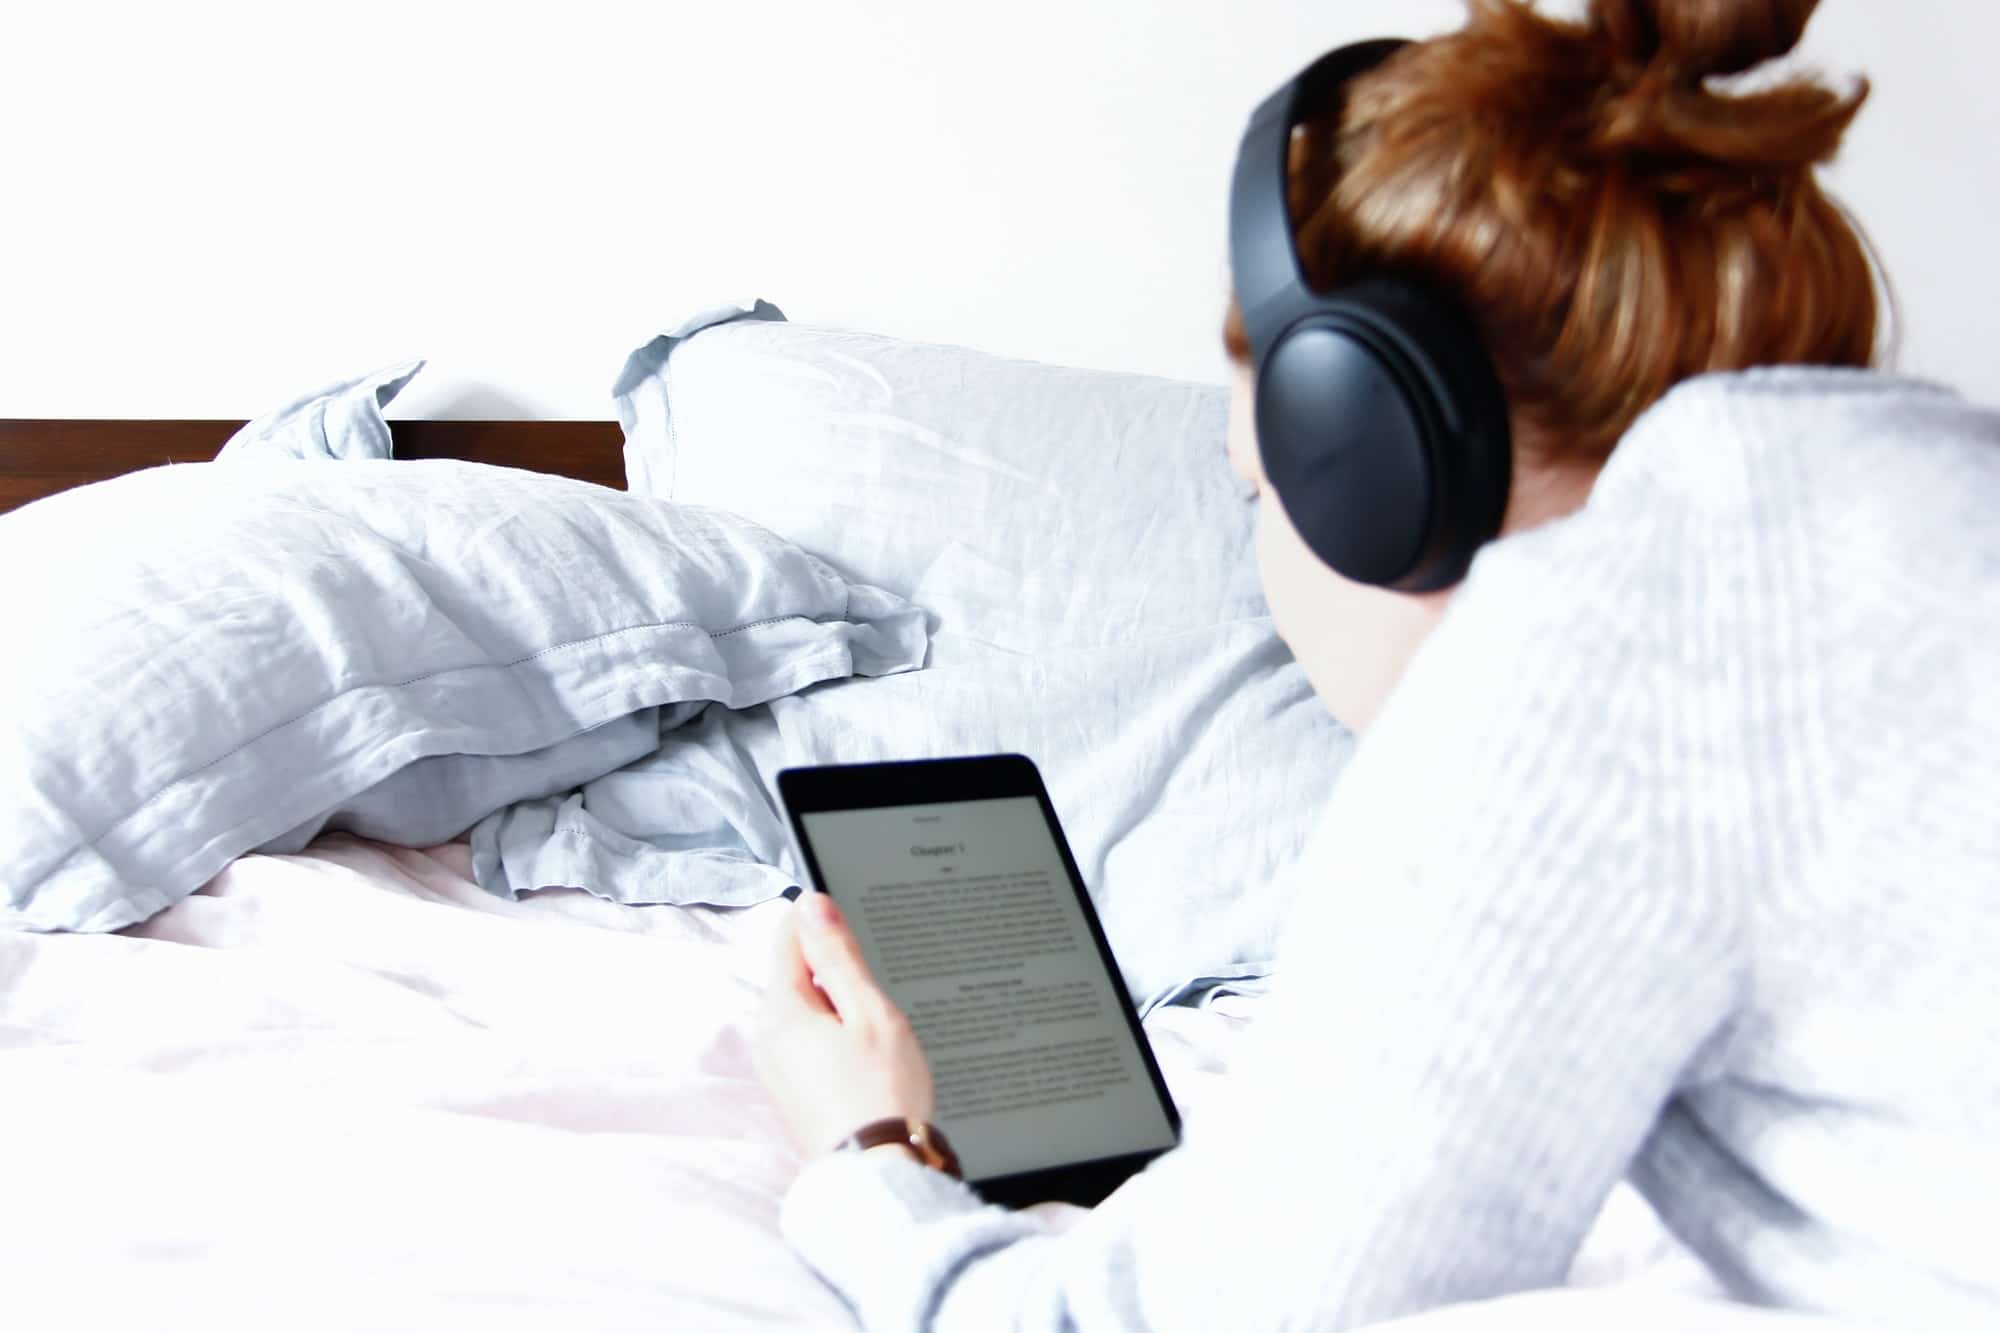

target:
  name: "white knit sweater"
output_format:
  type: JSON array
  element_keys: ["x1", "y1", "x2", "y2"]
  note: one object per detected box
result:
[{"x1": 779, "y1": 369, "x2": 2000, "y2": 1330}]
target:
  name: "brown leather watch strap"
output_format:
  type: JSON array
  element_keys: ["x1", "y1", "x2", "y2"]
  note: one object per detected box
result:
[{"x1": 834, "y1": 1116, "x2": 964, "y2": 1179}]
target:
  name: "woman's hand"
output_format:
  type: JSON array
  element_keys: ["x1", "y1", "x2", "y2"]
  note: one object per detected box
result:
[{"x1": 753, "y1": 890, "x2": 935, "y2": 1158}]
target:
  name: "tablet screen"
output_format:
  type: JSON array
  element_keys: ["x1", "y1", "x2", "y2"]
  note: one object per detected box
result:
[{"x1": 798, "y1": 795, "x2": 1179, "y2": 1182}]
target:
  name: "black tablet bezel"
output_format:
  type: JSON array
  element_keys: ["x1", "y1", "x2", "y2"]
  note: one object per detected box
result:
[{"x1": 777, "y1": 753, "x2": 1183, "y2": 1209}]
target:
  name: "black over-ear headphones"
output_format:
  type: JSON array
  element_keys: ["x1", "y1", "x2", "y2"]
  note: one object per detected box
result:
[{"x1": 1229, "y1": 39, "x2": 1512, "y2": 592}]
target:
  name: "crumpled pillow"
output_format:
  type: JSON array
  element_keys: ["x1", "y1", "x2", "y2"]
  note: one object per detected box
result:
[
  {"x1": 599, "y1": 309, "x2": 1356, "y2": 1004},
  {"x1": 1, "y1": 363, "x2": 927, "y2": 932}
]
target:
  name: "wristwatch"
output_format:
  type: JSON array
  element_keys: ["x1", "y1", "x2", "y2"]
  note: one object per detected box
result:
[{"x1": 834, "y1": 1116, "x2": 964, "y2": 1179}]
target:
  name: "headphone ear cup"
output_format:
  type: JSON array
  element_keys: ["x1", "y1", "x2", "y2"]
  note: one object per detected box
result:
[
  {"x1": 1256, "y1": 277, "x2": 1512, "y2": 592},
  {"x1": 1256, "y1": 322, "x2": 1437, "y2": 587}
]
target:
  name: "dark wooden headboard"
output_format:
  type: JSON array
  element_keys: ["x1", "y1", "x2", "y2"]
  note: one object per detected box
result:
[{"x1": 0, "y1": 419, "x2": 626, "y2": 514}]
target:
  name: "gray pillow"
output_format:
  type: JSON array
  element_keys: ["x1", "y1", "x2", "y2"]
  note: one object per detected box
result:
[
  {"x1": 599, "y1": 311, "x2": 1356, "y2": 1005},
  {"x1": 0, "y1": 453, "x2": 925, "y2": 934},
  {"x1": 213, "y1": 358, "x2": 426, "y2": 463},
  {"x1": 612, "y1": 303, "x2": 1265, "y2": 660}
]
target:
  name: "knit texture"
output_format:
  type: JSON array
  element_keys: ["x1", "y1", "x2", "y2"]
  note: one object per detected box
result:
[{"x1": 779, "y1": 369, "x2": 2000, "y2": 1330}]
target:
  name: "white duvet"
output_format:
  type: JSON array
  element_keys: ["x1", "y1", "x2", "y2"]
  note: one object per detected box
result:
[{"x1": 0, "y1": 837, "x2": 1843, "y2": 1332}]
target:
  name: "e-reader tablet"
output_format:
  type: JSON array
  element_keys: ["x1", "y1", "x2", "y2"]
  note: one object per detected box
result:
[{"x1": 777, "y1": 754, "x2": 1182, "y2": 1208}]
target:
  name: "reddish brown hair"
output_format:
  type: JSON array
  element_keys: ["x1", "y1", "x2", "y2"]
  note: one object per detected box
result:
[{"x1": 1226, "y1": 0, "x2": 1879, "y2": 459}]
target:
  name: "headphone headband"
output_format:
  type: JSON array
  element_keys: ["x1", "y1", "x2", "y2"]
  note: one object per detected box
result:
[{"x1": 1230, "y1": 39, "x2": 1408, "y2": 367}]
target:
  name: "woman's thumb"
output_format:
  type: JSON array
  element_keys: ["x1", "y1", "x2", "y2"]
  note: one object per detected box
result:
[{"x1": 793, "y1": 892, "x2": 877, "y2": 1019}]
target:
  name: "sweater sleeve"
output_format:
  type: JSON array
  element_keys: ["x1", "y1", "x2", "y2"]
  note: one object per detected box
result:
[{"x1": 779, "y1": 503, "x2": 1747, "y2": 1331}]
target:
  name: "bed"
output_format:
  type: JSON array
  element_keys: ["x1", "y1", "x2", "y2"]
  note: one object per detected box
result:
[{"x1": 0, "y1": 312, "x2": 1796, "y2": 1331}]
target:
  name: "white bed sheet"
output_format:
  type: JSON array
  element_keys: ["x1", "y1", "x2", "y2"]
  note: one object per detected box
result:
[{"x1": 0, "y1": 836, "x2": 1845, "y2": 1331}]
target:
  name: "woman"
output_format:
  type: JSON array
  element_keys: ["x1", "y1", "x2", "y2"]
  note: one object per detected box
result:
[{"x1": 752, "y1": 0, "x2": 2000, "y2": 1327}]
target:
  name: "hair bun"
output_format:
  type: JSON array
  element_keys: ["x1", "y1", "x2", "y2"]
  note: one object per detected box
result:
[
  {"x1": 1573, "y1": 0, "x2": 1861, "y2": 177},
  {"x1": 1591, "y1": 0, "x2": 1818, "y2": 79}
]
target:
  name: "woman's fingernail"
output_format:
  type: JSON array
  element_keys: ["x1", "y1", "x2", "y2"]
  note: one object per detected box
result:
[{"x1": 780, "y1": 885, "x2": 802, "y2": 902}]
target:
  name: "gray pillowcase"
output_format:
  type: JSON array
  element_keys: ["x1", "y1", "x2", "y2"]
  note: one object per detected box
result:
[
  {"x1": 1, "y1": 422, "x2": 925, "y2": 934},
  {"x1": 595, "y1": 312, "x2": 1355, "y2": 1003},
  {"x1": 210, "y1": 358, "x2": 427, "y2": 463}
]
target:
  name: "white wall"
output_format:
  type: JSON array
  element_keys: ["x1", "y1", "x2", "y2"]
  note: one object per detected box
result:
[{"x1": 0, "y1": 1, "x2": 1991, "y2": 419}]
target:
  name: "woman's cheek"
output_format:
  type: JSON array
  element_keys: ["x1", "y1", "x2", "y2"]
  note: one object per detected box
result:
[
  {"x1": 1252, "y1": 492, "x2": 1449, "y2": 734},
  {"x1": 1254, "y1": 490, "x2": 1354, "y2": 715}
]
